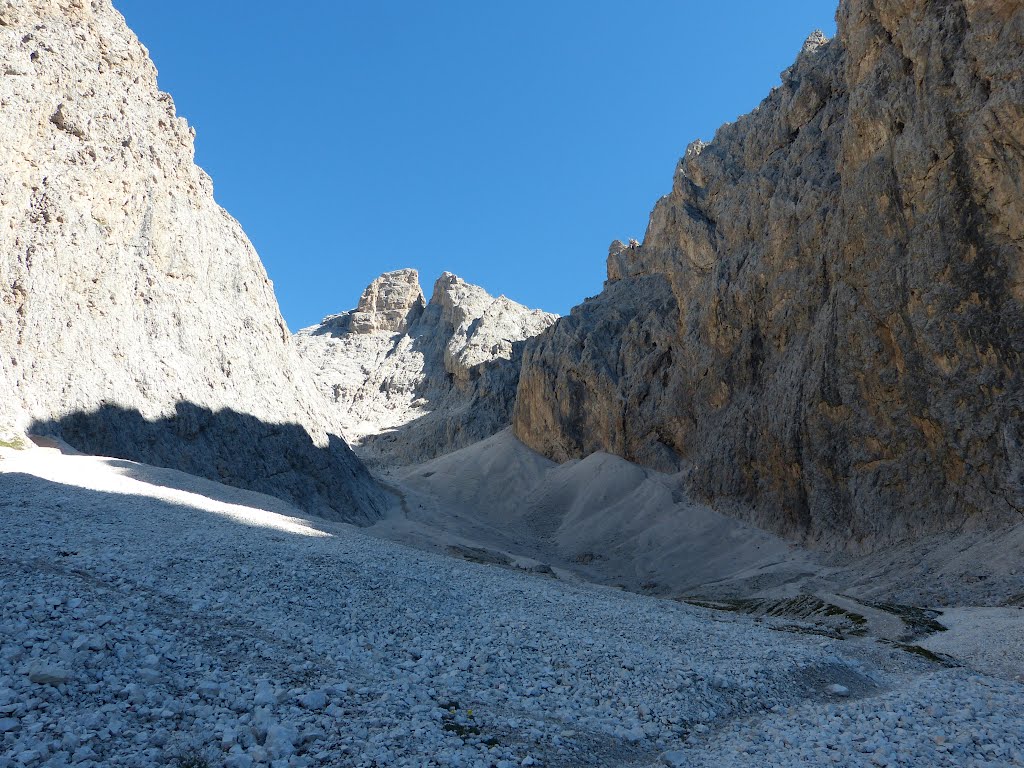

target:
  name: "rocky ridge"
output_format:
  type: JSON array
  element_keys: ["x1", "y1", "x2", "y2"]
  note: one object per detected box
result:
[
  {"x1": 0, "y1": 0, "x2": 386, "y2": 521},
  {"x1": 296, "y1": 269, "x2": 556, "y2": 466},
  {"x1": 514, "y1": 0, "x2": 1024, "y2": 549}
]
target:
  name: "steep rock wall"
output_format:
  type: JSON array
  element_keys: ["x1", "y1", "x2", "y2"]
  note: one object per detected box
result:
[
  {"x1": 0, "y1": 0, "x2": 386, "y2": 521},
  {"x1": 515, "y1": 1, "x2": 1024, "y2": 549}
]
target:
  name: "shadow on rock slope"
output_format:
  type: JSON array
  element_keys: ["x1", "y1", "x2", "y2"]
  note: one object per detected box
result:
[{"x1": 30, "y1": 403, "x2": 390, "y2": 524}]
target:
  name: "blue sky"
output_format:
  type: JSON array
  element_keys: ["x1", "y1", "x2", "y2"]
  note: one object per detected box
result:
[{"x1": 115, "y1": 1, "x2": 838, "y2": 330}]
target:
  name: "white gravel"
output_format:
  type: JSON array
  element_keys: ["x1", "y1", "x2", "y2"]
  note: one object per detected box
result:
[
  {"x1": 918, "y1": 608, "x2": 1024, "y2": 683},
  {"x1": 1, "y1": 447, "x2": 1022, "y2": 767},
  {"x1": 683, "y1": 673, "x2": 1024, "y2": 767}
]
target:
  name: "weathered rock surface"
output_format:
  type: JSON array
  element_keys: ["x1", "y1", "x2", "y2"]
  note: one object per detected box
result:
[
  {"x1": 0, "y1": 0, "x2": 386, "y2": 521},
  {"x1": 515, "y1": 1, "x2": 1024, "y2": 549},
  {"x1": 297, "y1": 270, "x2": 556, "y2": 466},
  {"x1": 346, "y1": 268, "x2": 426, "y2": 335}
]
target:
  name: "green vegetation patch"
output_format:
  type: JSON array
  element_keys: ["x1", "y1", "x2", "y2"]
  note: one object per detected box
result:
[
  {"x1": 0, "y1": 434, "x2": 27, "y2": 450},
  {"x1": 882, "y1": 640, "x2": 960, "y2": 667},
  {"x1": 860, "y1": 600, "x2": 947, "y2": 640},
  {"x1": 171, "y1": 752, "x2": 210, "y2": 768}
]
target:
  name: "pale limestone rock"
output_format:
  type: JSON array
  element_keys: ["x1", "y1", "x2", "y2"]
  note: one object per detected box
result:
[
  {"x1": 515, "y1": 0, "x2": 1024, "y2": 549},
  {"x1": 0, "y1": 1, "x2": 386, "y2": 521},
  {"x1": 296, "y1": 270, "x2": 556, "y2": 466},
  {"x1": 347, "y1": 268, "x2": 425, "y2": 335},
  {"x1": 0, "y1": 355, "x2": 21, "y2": 448}
]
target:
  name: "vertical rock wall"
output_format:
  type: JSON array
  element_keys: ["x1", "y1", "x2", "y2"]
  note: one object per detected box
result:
[
  {"x1": 515, "y1": 0, "x2": 1024, "y2": 548},
  {"x1": 0, "y1": 0, "x2": 387, "y2": 521}
]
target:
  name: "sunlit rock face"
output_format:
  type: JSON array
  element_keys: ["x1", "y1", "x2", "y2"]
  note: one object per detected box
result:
[
  {"x1": 515, "y1": 1, "x2": 1024, "y2": 550},
  {"x1": 0, "y1": 0, "x2": 386, "y2": 521},
  {"x1": 296, "y1": 270, "x2": 557, "y2": 466},
  {"x1": 346, "y1": 269, "x2": 426, "y2": 336}
]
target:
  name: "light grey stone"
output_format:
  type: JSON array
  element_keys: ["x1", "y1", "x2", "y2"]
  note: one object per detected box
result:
[
  {"x1": 297, "y1": 690, "x2": 327, "y2": 710},
  {"x1": 265, "y1": 723, "x2": 297, "y2": 759},
  {"x1": 0, "y1": 0, "x2": 387, "y2": 523},
  {"x1": 297, "y1": 270, "x2": 556, "y2": 466},
  {"x1": 346, "y1": 269, "x2": 426, "y2": 335},
  {"x1": 28, "y1": 665, "x2": 71, "y2": 686}
]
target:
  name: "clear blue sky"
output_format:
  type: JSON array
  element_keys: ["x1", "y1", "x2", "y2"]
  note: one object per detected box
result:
[{"x1": 115, "y1": 1, "x2": 838, "y2": 330}]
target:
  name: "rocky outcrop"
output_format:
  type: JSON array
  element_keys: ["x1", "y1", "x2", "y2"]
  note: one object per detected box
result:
[
  {"x1": 515, "y1": 1, "x2": 1024, "y2": 549},
  {"x1": 346, "y1": 268, "x2": 426, "y2": 335},
  {"x1": 515, "y1": 273, "x2": 682, "y2": 473},
  {"x1": 0, "y1": 0, "x2": 387, "y2": 521},
  {"x1": 297, "y1": 270, "x2": 556, "y2": 466}
]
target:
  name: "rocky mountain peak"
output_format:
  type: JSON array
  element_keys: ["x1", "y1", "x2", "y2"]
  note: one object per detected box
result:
[
  {"x1": 431, "y1": 271, "x2": 469, "y2": 300},
  {"x1": 0, "y1": 0, "x2": 386, "y2": 521},
  {"x1": 296, "y1": 270, "x2": 556, "y2": 465},
  {"x1": 349, "y1": 268, "x2": 426, "y2": 335},
  {"x1": 801, "y1": 29, "x2": 830, "y2": 55},
  {"x1": 427, "y1": 272, "x2": 497, "y2": 332}
]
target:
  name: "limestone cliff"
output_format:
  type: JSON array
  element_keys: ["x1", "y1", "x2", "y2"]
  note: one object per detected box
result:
[
  {"x1": 515, "y1": 0, "x2": 1024, "y2": 549},
  {"x1": 297, "y1": 270, "x2": 556, "y2": 466},
  {"x1": 0, "y1": 0, "x2": 387, "y2": 521}
]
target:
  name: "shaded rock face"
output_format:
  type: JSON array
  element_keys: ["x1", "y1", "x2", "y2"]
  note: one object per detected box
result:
[
  {"x1": 515, "y1": 0, "x2": 1024, "y2": 549},
  {"x1": 297, "y1": 270, "x2": 557, "y2": 466},
  {"x1": 0, "y1": 0, "x2": 386, "y2": 521},
  {"x1": 30, "y1": 404, "x2": 379, "y2": 519},
  {"x1": 515, "y1": 274, "x2": 682, "y2": 473}
]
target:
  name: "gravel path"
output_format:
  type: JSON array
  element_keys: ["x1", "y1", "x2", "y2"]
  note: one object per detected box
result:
[{"x1": 1, "y1": 449, "x2": 1022, "y2": 767}]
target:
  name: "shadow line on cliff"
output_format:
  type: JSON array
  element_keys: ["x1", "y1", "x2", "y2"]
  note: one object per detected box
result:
[{"x1": 29, "y1": 402, "x2": 387, "y2": 524}]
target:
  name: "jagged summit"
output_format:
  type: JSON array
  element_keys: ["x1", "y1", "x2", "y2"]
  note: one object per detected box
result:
[
  {"x1": 296, "y1": 270, "x2": 556, "y2": 465},
  {"x1": 801, "y1": 29, "x2": 830, "y2": 54},
  {"x1": 348, "y1": 268, "x2": 426, "y2": 335},
  {"x1": 313, "y1": 268, "x2": 426, "y2": 337}
]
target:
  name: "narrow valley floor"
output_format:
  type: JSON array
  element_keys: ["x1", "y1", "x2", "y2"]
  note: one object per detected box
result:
[
  {"x1": 369, "y1": 430, "x2": 1024, "y2": 678},
  {"x1": 0, "y1": 444, "x2": 1022, "y2": 767}
]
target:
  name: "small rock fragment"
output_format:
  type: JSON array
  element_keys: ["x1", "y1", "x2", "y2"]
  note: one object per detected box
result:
[
  {"x1": 298, "y1": 689, "x2": 328, "y2": 710},
  {"x1": 28, "y1": 665, "x2": 71, "y2": 685}
]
